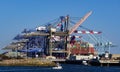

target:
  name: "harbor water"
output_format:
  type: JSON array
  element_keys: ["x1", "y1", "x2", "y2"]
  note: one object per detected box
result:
[{"x1": 0, "y1": 64, "x2": 119, "y2": 72}]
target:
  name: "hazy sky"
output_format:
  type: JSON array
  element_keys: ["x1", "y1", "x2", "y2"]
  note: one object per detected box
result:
[{"x1": 0, "y1": 0, "x2": 120, "y2": 54}]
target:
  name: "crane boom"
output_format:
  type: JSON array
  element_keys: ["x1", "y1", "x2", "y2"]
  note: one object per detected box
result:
[{"x1": 69, "y1": 11, "x2": 92, "y2": 34}]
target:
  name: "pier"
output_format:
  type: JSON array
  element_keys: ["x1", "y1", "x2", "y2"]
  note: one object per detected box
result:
[
  {"x1": 100, "y1": 60, "x2": 120, "y2": 66},
  {"x1": 49, "y1": 59, "x2": 66, "y2": 62}
]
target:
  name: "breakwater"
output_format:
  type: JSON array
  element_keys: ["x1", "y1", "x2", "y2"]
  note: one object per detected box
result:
[{"x1": 0, "y1": 58, "x2": 56, "y2": 66}]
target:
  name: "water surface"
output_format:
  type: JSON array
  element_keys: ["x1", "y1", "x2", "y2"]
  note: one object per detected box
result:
[{"x1": 0, "y1": 64, "x2": 119, "y2": 72}]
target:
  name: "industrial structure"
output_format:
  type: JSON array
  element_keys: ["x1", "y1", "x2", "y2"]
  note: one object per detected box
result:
[{"x1": 3, "y1": 11, "x2": 115, "y2": 60}]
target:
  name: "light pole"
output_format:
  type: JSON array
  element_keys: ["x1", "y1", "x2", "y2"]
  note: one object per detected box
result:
[
  {"x1": 108, "y1": 42, "x2": 112, "y2": 54},
  {"x1": 17, "y1": 44, "x2": 21, "y2": 59}
]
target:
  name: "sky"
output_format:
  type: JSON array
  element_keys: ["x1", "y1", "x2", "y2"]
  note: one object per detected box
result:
[{"x1": 0, "y1": 0, "x2": 120, "y2": 54}]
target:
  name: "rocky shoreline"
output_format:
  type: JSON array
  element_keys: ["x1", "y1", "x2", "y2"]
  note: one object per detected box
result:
[{"x1": 0, "y1": 58, "x2": 56, "y2": 66}]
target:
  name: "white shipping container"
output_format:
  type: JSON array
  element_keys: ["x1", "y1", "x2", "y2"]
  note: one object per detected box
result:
[
  {"x1": 36, "y1": 26, "x2": 46, "y2": 31},
  {"x1": 51, "y1": 28, "x2": 56, "y2": 32}
]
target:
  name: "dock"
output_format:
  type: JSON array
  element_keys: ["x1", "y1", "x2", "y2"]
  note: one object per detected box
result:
[
  {"x1": 99, "y1": 60, "x2": 120, "y2": 66},
  {"x1": 50, "y1": 59, "x2": 66, "y2": 62}
]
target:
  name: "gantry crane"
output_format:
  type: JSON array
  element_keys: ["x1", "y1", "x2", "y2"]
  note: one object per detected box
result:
[
  {"x1": 64, "y1": 11, "x2": 92, "y2": 58},
  {"x1": 69, "y1": 11, "x2": 92, "y2": 34},
  {"x1": 4, "y1": 11, "x2": 93, "y2": 59}
]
